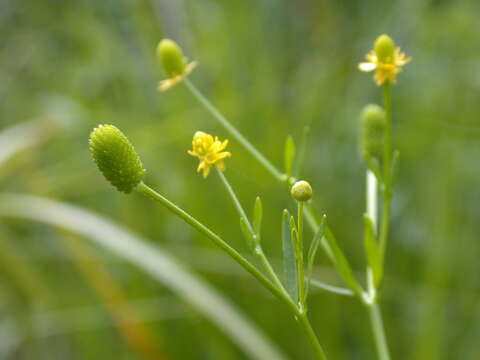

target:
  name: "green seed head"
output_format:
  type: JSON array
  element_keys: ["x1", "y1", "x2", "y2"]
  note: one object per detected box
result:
[
  {"x1": 157, "y1": 39, "x2": 187, "y2": 77},
  {"x1": 360, "y1": 104, "x2": 386, "y2": 159},
  {"x1": 89, "y1": 124, "x2": 146, "y2": 193},
  {"x1": 374, "y1": 34, "x2": 395, "y2": 63},
  {"x1": 291, "y1": 180, "x2": 313, "y2": 202}
]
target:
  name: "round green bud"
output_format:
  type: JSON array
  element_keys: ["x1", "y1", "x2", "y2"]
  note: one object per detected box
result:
[
  {"x1": 89, "y1": 124, "x2": 146, "y2": 193},
  {"x1": 374, "y1": 34, "x2": 395, "y2": 63},
  {"x1": 291, "y1": 180, "x2": 313, "y2": 202},
  {"x1": 360, "y1": 104, "x2": 386, "y2": 159},
  {"x1": 157, "y1": 39, "x2": 187, "y2": 77}
]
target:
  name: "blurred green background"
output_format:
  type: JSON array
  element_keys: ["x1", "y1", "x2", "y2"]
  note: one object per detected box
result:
[{"x1": 1, "y1": 0, "x2": 480, "y2": 359}]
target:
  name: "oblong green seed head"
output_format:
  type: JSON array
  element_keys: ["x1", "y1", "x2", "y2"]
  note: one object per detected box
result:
[
  {"x1": 360, "y1": 104, "x2": 386, "y2": 159},
  {"x1": 374, "y1": 34, "x2": 395, "y2": 63},
  {"x1": 89, "y1": 124, "x2": 146, "y2": 193},
  {"x1": 157, "y1": 39, "x2": 187, "y2": 77}
]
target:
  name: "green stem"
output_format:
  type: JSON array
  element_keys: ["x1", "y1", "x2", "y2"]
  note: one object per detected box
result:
[
  {"x1": 183, "y1": 78, "x2": 286, "y2": 182},
  {"x1": 136, "y1": 182, "x2": 298, "y2": 315},
  {"x1": 379, "y1": 82, "x2": 393, "y2": 260},
  {"x1": 216, "y1": 169, "x2": 253, "y2": 233},
  {"x1": 298, "y1": 313, "x2": 329, "y2": 360},
  {"x1": 367, "y1": 302, "x2": 391, "y2": 360},
  {"x1": 296, "y1": 201, "x2": 305, "y2": 308},
  {"x1": 216, "y1": 168, "x2": 287, "y2": 294}
]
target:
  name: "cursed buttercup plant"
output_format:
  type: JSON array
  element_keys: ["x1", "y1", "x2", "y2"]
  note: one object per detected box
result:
[{"x1": 90, "y1": 34, "x2": 410, "y2": 359}]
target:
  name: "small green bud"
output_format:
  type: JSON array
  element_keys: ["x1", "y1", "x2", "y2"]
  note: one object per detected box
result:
[
  {"x1": 291, "y1": 180, "x2": 313, "y2": 202},
  {"x1": 360, "y1": 104, "x2": 386, "y2": 159},
  {"x1": 89, "y1": 124, "x2": 146, "y2": 193},
  {"x1": 157, "y1": 39, "x2": 187, "y2": 77},
  {"x1": 374, "y1": 34, "x2": 395, "y2": 63}
]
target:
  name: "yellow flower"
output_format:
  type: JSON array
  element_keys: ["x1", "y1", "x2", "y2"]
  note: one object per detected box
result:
[
  {"x1": 358, "y1": 34, "x2": 411, "y2": 86},
  {"x1": 157, "y1": 39, "x2": 197, "y2": 91},
  {"x1": 188, "y1": 131, "x2": 231, "y2": 178}
]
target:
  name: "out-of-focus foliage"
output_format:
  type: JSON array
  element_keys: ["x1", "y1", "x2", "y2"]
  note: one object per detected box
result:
[{"x1": 0, "y1": 0, "x2": 479, "y2": 359}]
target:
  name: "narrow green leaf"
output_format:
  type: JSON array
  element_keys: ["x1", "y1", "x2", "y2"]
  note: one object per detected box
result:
[
  {"x1": 364, "y1": 214, "x2": 382, "y2": 287},
  {"x1": 284, "y1": 135, "x2": 296, "y2": 179},
  {"x1": 293, "y1": 125, "x2": 310, "y2": 178},
  {"x1": 364, "y1": 153, "x2": 383, "y2": 184},
  {"x1": 305, "y1": 215, "x2": 326, "y2": 298},
  {"x1": 240, "y1": 217, "x2": 255, "y2": 252},
  {"x1": 282, "y1": 209, "x2": 298, "y2": 303},
  {"x1": 323, "y1": 224, "x2": 363, "y2": 297},
  {"x1": 253, "y1": 197, "x2": 263, "y2": 240}
]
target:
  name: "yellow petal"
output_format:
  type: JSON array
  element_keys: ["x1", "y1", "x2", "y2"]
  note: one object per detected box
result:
[{"x1": 202, "y1": 165, "x2": 211, "y2": 178}]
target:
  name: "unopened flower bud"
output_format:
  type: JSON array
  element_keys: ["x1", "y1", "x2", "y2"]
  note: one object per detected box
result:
[
  {"x1": 291, "y1": 180, "x2": 313, "y2": 202},
  {"x1": 157, "y1": 39, "x2": 187, "y2": 77},
  {"x1": 89, "y1": 124, "x2": 146, "y2": 193},
  {"x1": 374, "y1": 34, "x2": 395, "y2": 63},
  {"x1": 360, "y1": 104, "x2": 386, "y2": 159}
]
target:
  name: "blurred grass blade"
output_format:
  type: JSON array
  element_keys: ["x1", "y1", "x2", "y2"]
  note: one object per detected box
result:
[
  {"x1": 282, "y1": 209, "x2": 298, "y2": 303},
  {"x1": 0, "y1": 193, "x2": 288, "y2": 360},
  {"x1": 293, "y1": 125, "x2": 309, "y2": 178},
  {"x1": 253, "y1": 196, "x2": 263, "y2": 240},
  {"x1": 284, "y1": 135, "x2": 296, "y2": 179},
  {"x1": 0, "y1": 119, "x2": 59, "y2": 168},
  {"x1": 364, "y1": 214, "x2": 382, "y2": 287},
  {"x1": 305, "y1": 215, "x2": 326, "y2": 298},
  {"x1": 324, "y1": 224, "x2": 363, "y2": 297}
]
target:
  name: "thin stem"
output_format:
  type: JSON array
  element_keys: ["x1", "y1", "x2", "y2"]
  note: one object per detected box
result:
[
  {"x1": 309, "y1": 279, "x2": 355, "y2": 297},
  {"x1": 296, "y1": 201, "x2": 305, "y2": 308},
  {"x1": 183, "y1": 78, "x2": 286, "y2": 182},
  {"x1": 298, "y1": 314, "x2": 328, "y2": 360},
  {"x1": 379, "y1": 82, "x2": 393, "y2": 259},
  {"x1": 216, "y1": 168, "x2": 287, "y2": 294},
  {"x1": 367, "y1": 303, "x2": 391, "y2": 360},
  {"x1": 216, "y1": 169, "x2": 252, "y2": 233},
  {"x1": 136, "y1": 182, "x2": 298, "y2": 315}
]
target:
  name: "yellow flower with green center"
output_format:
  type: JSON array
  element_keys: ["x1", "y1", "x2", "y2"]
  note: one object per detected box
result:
[
  {"x1": 358, "y1": 34, "x2": 411, "y2": 86},
  {"x1": 157, "y1": 39, "x2": 196, "y2": 91},
  {"x1": 188, "y1": 131, "x2": 231, "y2": 178}
]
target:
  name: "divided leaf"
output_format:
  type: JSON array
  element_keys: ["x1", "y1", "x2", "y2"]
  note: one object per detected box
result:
[
  {"x1": 253, "y1": 196, "x2": 263, "y2": 240},
  {"x1": 240, "y1": 217, "x2": 255, "y2": 252},
  {"x1": 323, "y1": 224, "x2": 363, "y2": 297},
  {"x1": 282, "y1": 209, "x2": 298, "y2": 303},
  {"x1": 305, "y1": 215, "x2": 326, "y2": 298}
]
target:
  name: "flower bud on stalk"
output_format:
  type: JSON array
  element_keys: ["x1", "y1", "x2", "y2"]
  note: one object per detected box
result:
[
  {"x1": 89, "y1": 125, "x2": 146, "y2": 193},
  {"x1": 360, "y1": 104, "x2": 386, "y2": 160},
  {"x1": 374, "y1": 34, "x2": 395, "y2": 63},
  {"x1": 157, "y1": 39, "x2": 187, "y2": 77},
  {"x1": 291, "y1": 181, "x2": 313, "y2": 202}
]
